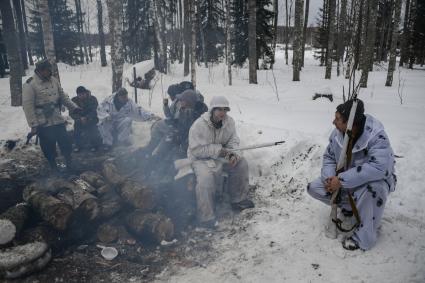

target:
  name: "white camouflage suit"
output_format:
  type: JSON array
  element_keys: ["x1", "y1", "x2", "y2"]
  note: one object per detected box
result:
[
  {"x1": 188, "y1": 112, "x2": 249, "y2": 222},
  {"x1": 97, "y1": 93, "x2": 155, "y2": 146},
  {"x1": 308, "y1": 114, "x2": 396, "y2": 250}
]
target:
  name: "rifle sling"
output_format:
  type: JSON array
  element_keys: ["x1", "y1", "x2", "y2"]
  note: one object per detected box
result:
[{"x1": 332, "y1": 192, "x2": 361, "y2": 233}]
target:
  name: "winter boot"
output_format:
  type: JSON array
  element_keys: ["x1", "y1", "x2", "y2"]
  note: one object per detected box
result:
[
  {"x1": 342, "y1": 236, "x2": 361, "y2": 251},
  {"x1": 231, "y1": 199, "x2": 255, "y2": 211}
]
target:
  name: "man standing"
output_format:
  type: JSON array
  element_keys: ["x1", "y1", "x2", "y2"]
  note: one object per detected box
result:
[
  {"x1": 22, "y1": 59, "x2": 79, "y2": 170},
  {"x1": 307, "y1": 99, "x2": 396, "y2": 251},
  {"x1": 188, "y1": 96, "x2": 254, "y2": 228},
  {"x1": 97, "y1": 87, "x2": 156, "y2": 149},
  {"x1": 70, "y1": 86, "x2": 102, "y2": 152}
]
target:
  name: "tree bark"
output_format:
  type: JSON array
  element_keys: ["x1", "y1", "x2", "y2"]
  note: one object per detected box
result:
[
  {"x1": 301, "y1": 0, "x2": 309, "y2": 68},
  {"x1": 248, "y1": 0, "x2": 257, "y2": 84},
  {"x1": 360, "y1": 0, "x2": 378, "y2": 87},
  {"x1": 285, "y1": 0, "x2": 290, "y2": 65},
  {"x1": 106, "y1": 0, "x2": 124, "y2": 92},
  {"x1": 12, "y1": 0, "x2": 28, "y2": 71},
  {"x1": 190, "y1": 0, "x2": 197, "y2": 88},
  {"x1": 126, "y1": 211, "x2": 174, "y2": 243},
  {"x1": 293, "y1": 0, "x2": 304, "y2": 81},
  {"x1": 152, "y1": 0, "x2": 167, "y2": 73},
  {"x1": 336, "y1": 0, "x2": 347, "y2": 76},
  {"x1": 399, "y1": 0, "x2": 410, "y2": 66},
  {"x1": 38, "y1": 0, "x2": 60, "y2": 82},
  {"x1": 75, "y1": 0, "x2": 85, "y2": 64},
  {"x1": 385, "y1": 0, "x2": 402, "y2": 86},
  {"x1": 407, "y1": 0, "x2": 416, "y2": 69},
  {"x1": 96, "y1": 0, "x2": 107, "y2": 67},
  {"x1": 184, "y1": 0, "x2": 190, "y2": 76},
  {"x1": 271, "y1": 0, "x2": 278, "y2": 68},
  {"x1": 21, "y1": 0, "x2": 34, "y2": 66},
  {"x1": 325, "y1": 0, "x2": 336, "y2": 79},
  {"x1": 225, "y1": 0, "x2": 232, "y2": 85},
  {"x1": 116, "y1": 180, "x2": 154, "y2": 211},
  {"x1": 0, "y1": 0, "x2": 23, "y2": 106}
]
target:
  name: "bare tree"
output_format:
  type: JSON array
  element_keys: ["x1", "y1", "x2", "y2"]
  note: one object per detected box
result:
[
  {"x1": 271, "y1": 0, "x2": 278, "y2": 68},
  {"x1": 0, "y1": 0, "x2": 23, "y2": 106},
  {"x1": 325, "y1": 0, "x2": 336, "y2": 79},
  {"x1": 12, "y1": 0, "x2": 28, "y2": 71},
  {"x1": 293, "y1": 0, "x2": 304, "y2": 81},
  {"x1": 184, "y1": 0, "x2": 190, "y2": 76},
  {"x1": 21, "y1": 0, "x2": 34, "y2": 66},
  {"x1": 225, "y1": 0, "x2": 232, "y2": 85},
  {"x1": 385, "y1": 0, "x2": 402, "y2": 86},
  {"x1": 106, "y1": 0, "x2": 124, "y2": 92},
  {"x1": 360, "y1": 0, "x2": 378, "y2": 87},
  {"x1": 248, "y1": 0, "x2": 257, "y2": 84},
  {"x1": 301, "y1": 0, "x2": 309, "y2": 68},
  {"x1": 38, "y1": 0, "x2": 60, "y2": 81},
  {"x1": 191, "y1": 0, "x2": 197, "y2": 87},
  {"x1": 336, "y1": 0, "x2": 347, "y2": 76},
  {"x1": 152, "y1": 0, "x2": 167, "y2": 73},
  {"x1": 96, "y1": 0, "x2": 107, "y2": 67},
  {"x1": 399, "y1": 0, "x2": 410, "y2": 66}
]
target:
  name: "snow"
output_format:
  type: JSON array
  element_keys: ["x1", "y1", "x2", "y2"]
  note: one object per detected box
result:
[{"x1": 1, "y1": 49, "x2": 424, "y2": 282}]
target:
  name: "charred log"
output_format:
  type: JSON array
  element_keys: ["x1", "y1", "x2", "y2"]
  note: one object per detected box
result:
[{"x1": 126, "y1": 211, "x2": 174, "y2": 243}]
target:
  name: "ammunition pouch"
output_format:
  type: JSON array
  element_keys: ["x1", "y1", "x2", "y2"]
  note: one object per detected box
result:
[{"x1": 37, "y1": 103, "x2": 58, "y2": 118}]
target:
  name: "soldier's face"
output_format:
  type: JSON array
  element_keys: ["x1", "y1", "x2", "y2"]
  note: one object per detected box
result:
[
  {"x1": 39, "y1": 68, "x2": 52, "y2": 79},
  {"x1": 117, "y1": 94, "x2": 128, "y2": 104},
  {"x1": 78, "y1": 91, "x2": 89, "y2": 99},
  {"x1": 212, "y1": 108, "x2": 228, "y2": 122},
  {"x1": 333, "y1": 112, "x2": 347, "y2": 133}
]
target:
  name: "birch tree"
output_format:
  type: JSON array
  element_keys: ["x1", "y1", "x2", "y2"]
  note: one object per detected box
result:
[
  {"x1": 191, "y1": 0, "x2": 197, "y2": 87},
  {"x1": 248, "y1": 0, "x2": 257, "y2": 84},
  {"x1": 106, "y1": 0, "x2": 124, "y2": 92},
  {"x1": 38, "y1": 0, "x2": 60, "y2": 81},
  {"x1": 293, "y1": 0, "x2": 304, "y2": 81},
  {"x1": 325, "y1": 0, "x2": 336, "y2": 79},
  {"x1": 385, "y1": 0, "x2": 402, "y2": 86},
  {"x1": 225, "y1": 0, "x2": 232, "y2": 85},
  {"x1": 360, "y1": 0, "x2": 378, "y2": 87},
  {"x1": 301, "y1": 0, "x2": 309, "y2": 68},
  {"x1": 12, "y1": 0, "x2": 28, "y2": 71},
  {"x1": 0, "y1": 0, "x2": 23, "y2": 106},
  {"x1": 97, "y1": 0, "x2": 107, "y2": 67}
]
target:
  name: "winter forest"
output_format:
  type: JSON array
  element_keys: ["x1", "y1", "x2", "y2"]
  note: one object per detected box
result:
[{"x1": 0, "y1": 0, "x2": 424, "y2": 282}]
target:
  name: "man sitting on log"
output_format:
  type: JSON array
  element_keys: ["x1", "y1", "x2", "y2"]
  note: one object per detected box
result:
[
  {"x1": 70, "y1": 86, "x2": 102, "y2": 152},
  {"x1": 97, "y1": 87, "x2": 157, "y2": 150},
  {"x1": 188, "y1": 96, "x2": 254, "y2": 228}
]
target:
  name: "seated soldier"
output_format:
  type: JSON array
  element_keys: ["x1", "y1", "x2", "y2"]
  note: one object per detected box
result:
[
  {"x1": 70, "y1": 86, "x2": 102, "y2": 152},
  {"x1": 97, "y1": 87, "x2": 157, "y2": 150},
  {"x1": 307, "y1": 99, "x2": 396, "y2": 251},
  {"x1": 188, "y1": 96, "x2": 254, "y2": 228}
]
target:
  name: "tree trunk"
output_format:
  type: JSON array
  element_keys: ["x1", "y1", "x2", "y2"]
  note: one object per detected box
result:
[
  {"x1": 293, "y1": 0, "x2": 304, "y2": 81},
  {"x1": 152, "y1": 0, "x2": 167, "y2": 73},
  {"x1": 336, "y1": 0, "x2": 347, "y2": 76},
  {"x1": 178, "y1": 0, "x2": 184, "y2": 63},
  {"x1": 38, "y1": 0, "x2": 60, "y2": 82},
  {"x1": 285, "y1": 0, "x2": 289, "y2": 65},
  {"x1": 301, "y1": 0, "x2": 309, "y2": 68},
  {"x1": 106, "y1": 0, "x2": 124, "y2": 92},
  {"x1": 360, "y1": 0, "x2": 378, "y2": 87},
  {"x1": 325, "y1": 0, "x2": 336, "y2": 79},
  {"x1": 78, "y1": 0, "x2": 90, "y2": 64},
  {"x1": 271, "y1": 0, "x2": 278, "y2": 68},
  {"x1": 225, "y1": 0, "x2": 232, "y2": 85},
  {"x1": 407, "y1": 0, "x2": 416, "y2": 69},
  {"x1": 190, "y1": 0, "x2": 197, "y2": 88},
  {"x1": 184, "y1": 0, "x2": 190, "y2": 76},
  {"x1": 21, "y1": 0, "x2": 34, "y2": 66},
  {"x1": 248, "y1": 0, "x2": 257, "y2": 84},
  {"x1": 385, "y1": 0, "x2": 402, "y2": 86},
  {"x1": 126, "y1": 211, "x2": 174, "y2": 243},
  {"x1": 12, "y1": 0, "x2": 28, "y2": 71},
  {"x1": 0, "y1": 204, "x2": 30, "y2": 242},
  {"x1": 399, "y1": 0, "x2": 410, "y2": 66},
  {"x1": 75, "y1": 0, "x2": 85, "y2": 64},
  {"x1": 116, "y1": 180, "x2": 154, "y2": 211},
  {"x1": 23, "y1": 185, "x2": 73, "y2": 231},
  {"x1": 0, "y1": 0, "x2": 23, "y2": 106},
  {"x1": 97, "y1": 0, "x2": 107, "y2": 67}
]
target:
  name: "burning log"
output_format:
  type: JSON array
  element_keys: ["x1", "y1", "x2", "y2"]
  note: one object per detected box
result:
[
  {"x1": 97, "y1": 223, "x2": 119, "y2": 244},
  {"x1": 52, "y1": 179, "x2": 99, "y2": 221},
  {"x1": 116, "y1": 180, "x2": 154, "y2": 211},
  {"x1": 102, "y1": 161, "x2": 125, "y2": 185},
  {"x1": 79, "y1": 171, "x2": 106, "y2": 189},
  {"x1": 98, "y1": 191, "x2": 122, "y2": 219},
  {"x1": 0, "y1": 242, "x2": 51, "y2": 279},
  {"x1": 126, "y1": 211, "x2": 174, "y2": 243},
  {"x1": 0, "y1": 204, "x2": 30, "y2": 243},
  {"x1": 23, "y1": 184, "x2": 73, "y2": 231}
]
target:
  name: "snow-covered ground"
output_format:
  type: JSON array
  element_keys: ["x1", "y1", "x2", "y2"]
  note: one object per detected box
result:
[{"x1": 0, "y1": 50, "x2": 424, "y2": 282}]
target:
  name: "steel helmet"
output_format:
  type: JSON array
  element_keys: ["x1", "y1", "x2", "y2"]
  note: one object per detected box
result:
[{"x1": 210, "y1": 96, "x2": 230, "y2": 110}]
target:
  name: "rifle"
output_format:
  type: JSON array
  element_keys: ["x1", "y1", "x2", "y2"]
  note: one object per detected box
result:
[
  {"x1": 174, "y1": 140, "x2": 285, "y2": 180},
  {"x1": 325, "y1": 97, "x2": 361, "y2": 239},
  {"x1": 25, "y1": 132, "x2": 39, "y2": 145}
]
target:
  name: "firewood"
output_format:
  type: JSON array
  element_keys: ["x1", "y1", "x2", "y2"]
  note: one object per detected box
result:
[
  {"x1": 0, "y1": 219, "x2": 15, "y2": 245},
  {"x1": 0, "y1": 203, "x2": 29, "y2": 239},
  {"x1": 97, "y1": 223, "x2": 119, "y2": 244},
  {"x1": 80, "y1": 171, "x2": 106, "y2": 189},
  {"x1": 126, "y1": 211, "x2": 174, "y2": 243},
  {"x1": 116, "y1": 180, "x2": 154, "y2": 211},
  {"x1": 102, "y1": 161, "x2": 125, "y2": 185},
  {"x1": 23, "y1": 184, "x2": 73, "y2": 231}
]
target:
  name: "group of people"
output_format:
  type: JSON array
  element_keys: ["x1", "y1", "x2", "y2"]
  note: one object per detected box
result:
[{"x1": 21, "y1": 58, "x2": 396, "y2": 252}]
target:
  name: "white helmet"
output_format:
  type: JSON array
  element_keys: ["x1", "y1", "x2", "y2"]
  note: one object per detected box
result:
[{"x1": 210, "y1": 96, "x2": 230, "y2": 110}]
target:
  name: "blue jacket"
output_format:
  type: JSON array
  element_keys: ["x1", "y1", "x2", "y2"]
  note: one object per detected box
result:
[{"x1": 321, "y1": 114, "x2": 396, "y2": 191}]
